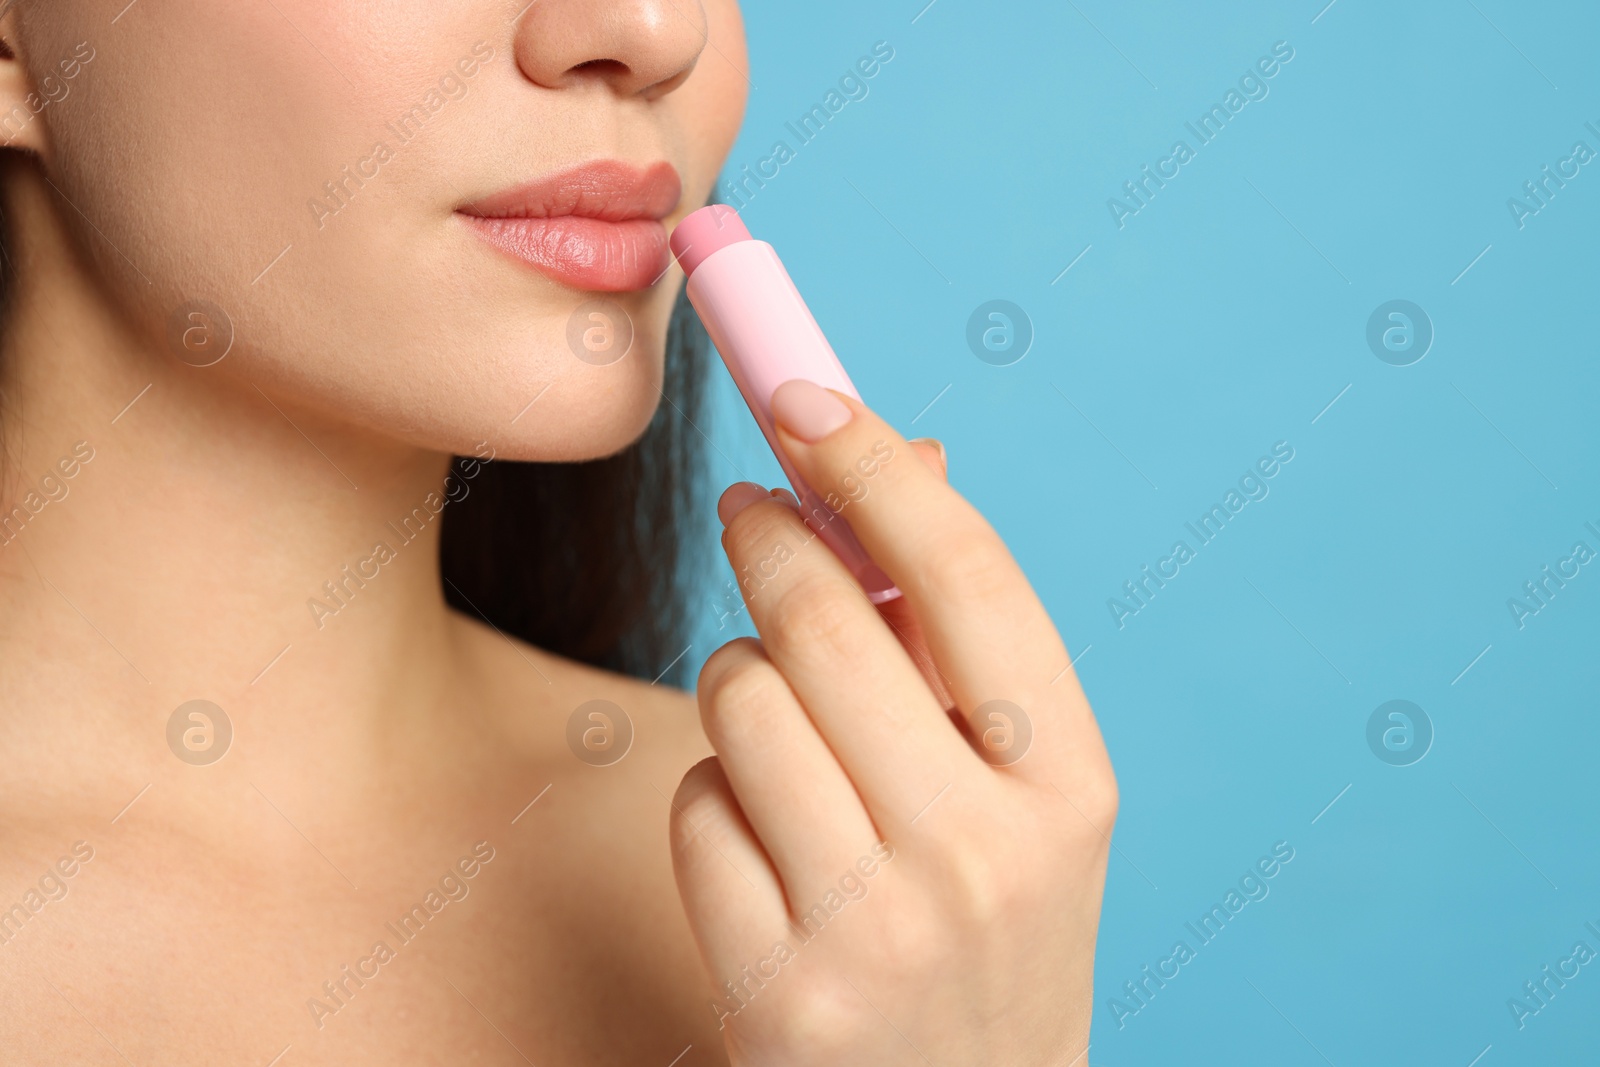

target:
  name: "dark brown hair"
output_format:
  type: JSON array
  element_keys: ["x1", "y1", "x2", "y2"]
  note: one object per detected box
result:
[{"x1": 439, "y1": 287, "x2": 711, "y2": 688}]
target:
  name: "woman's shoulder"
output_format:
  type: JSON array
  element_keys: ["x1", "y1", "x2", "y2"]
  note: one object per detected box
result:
[{"x1": 446, "y1": 607, "x2": 711, "y2": 776}]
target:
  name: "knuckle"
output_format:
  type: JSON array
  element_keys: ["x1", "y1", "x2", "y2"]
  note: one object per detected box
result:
[
  {"x1": 873, "y1": 902, "x2": 960, "y2": 973},
  {"x1": 723, "y1": 500, "x2": 800, "y2": 566},
  {"x1": 1080, "y1": 766, "x2": 1121, "y2": 829},
  {"x1": 756, "y1": 981, "x2": 864, "y2": 1053},
  {"x1": 938, "y1": 845, "x2": 1017, "y2": 929},
  {"x1": 924, "y1": 803, "x2": 1054, "y2": 928},
  {"x1": 700, "y1": 648, "x2": 774, "y2": 718},
  {"x1": 697, "y1": 638, "x2": 767, "y2": 708},
  {"x1": 764, "y1": 576, "x2": 861, "y2": 660},
  {"x1": 698, "y1": 649, "x2": 789, "y2": 754},
  {"x1": 917, "y1": 525, "x2": 1015, "y2": 606},
  {"x1": 669, "y1": 758, "x2": 729, "y2": 853},
  {"x1": 1055, "y1": 758, "x2": 1121, "y2": 838}
]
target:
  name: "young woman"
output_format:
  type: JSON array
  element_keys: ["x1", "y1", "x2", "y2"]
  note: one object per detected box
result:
[{"x1": 0, "y1": 2, "x2": 1116, "y2": 1063}]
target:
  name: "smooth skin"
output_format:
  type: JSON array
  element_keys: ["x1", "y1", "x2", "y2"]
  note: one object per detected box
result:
[
  {"x1": 0, "y1": 1, "x2": 1113, "y2": 1064},
  {"x1": 680, "y1": 382, "x2": 1113, "y2": 1065}
]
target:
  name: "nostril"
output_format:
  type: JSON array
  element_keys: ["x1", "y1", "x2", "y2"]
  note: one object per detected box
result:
[
  {"x1": 512, "y1": 2, "x2": 710, "y2": 98},
  {"x1": 569, "y1": 57, "x2": 629, "y2": 80},
  {"x1": 565, "y1": 55, "x2": 693, "y2": 101}
]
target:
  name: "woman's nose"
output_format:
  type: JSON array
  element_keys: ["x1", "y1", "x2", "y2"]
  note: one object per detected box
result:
[{"x1": 512, "y1": 0, "x2": 708, "y2": 99}]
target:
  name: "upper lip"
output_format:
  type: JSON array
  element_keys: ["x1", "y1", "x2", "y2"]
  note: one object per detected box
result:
[{"x1": 457, "y1": 160, "x2": 682, "y2": 222}]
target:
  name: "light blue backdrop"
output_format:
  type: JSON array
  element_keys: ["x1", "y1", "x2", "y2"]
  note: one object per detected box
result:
[{"x1": 686, "y1": 3, "x2": 1600, "y2": 1062}]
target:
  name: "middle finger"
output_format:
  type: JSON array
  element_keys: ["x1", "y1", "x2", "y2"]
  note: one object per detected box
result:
[{"x1": 719, "y1": 489, "x2": 984, "y2": 832}]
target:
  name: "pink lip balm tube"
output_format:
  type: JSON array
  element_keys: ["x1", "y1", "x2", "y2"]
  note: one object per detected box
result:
[{"x1": 670, "y1": 204, "x2": 901, "y2": 604}]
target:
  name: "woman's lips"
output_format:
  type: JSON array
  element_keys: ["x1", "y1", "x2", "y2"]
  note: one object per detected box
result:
[
  {"x1": 462, "y1": 216, "x2": 672, "y2": 292},
  {"x1": 458, "y1": 161, "x2": 682, "y2": 292}
]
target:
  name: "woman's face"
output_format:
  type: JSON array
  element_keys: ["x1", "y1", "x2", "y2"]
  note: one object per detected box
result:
[{"x1": 8, "y1": 0, "x2": 746, "y2": 460}]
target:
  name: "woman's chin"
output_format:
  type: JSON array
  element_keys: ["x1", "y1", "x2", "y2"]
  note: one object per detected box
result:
[{"x1": 481, "y1": 371, "x2": 668, "y2": 464}]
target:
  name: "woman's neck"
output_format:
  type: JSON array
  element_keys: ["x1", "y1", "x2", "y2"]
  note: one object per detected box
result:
[{"x1": 0, "y1": 173, "x2": 477, "y2": 814}]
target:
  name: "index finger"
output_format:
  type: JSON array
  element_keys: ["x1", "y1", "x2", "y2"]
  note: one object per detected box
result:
[{"x1": 770, "y1": 379, "x2": 1104, "y2": 779}]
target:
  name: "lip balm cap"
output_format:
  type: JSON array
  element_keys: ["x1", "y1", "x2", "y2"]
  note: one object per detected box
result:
[{"x1": 670, "y1": 204, "x2": 752, "y2": 278}]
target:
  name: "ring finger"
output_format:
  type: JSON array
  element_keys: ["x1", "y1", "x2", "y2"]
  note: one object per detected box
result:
[{"x1": 696, "y1": 635, "x2": 883, "y2": 908}]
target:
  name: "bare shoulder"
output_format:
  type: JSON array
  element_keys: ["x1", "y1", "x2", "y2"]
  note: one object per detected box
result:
[
  {"x1": 438, "y1": 611, "x2": 731, "y2": 1062},
  {"x1": 445, "y1": 605, "x2": 712, "y2": 785}
]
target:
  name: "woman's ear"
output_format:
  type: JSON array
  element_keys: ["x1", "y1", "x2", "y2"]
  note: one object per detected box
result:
[{"x1": 0, "y1": 5, "x2": 49, "y2": 156}]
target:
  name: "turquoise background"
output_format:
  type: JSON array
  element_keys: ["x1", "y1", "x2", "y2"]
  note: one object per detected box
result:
[{"x1": 686, "y1": 2, "x2": 1600, "y2": 1062}]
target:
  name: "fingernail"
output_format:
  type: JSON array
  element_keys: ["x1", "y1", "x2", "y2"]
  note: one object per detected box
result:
[
  {"x1": 910, "y1": 437, "x2": 947, "y2": 472},
  {"x1": 771, "y1": 379, "x2": 853, "y2": 443},
  {"x1": 717, "y1": 481, "x2": 770, "y2": 526}
]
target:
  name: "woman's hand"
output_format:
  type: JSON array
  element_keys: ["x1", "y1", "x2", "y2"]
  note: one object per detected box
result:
[{"x1": 671, "y1": 379, "x2": 1116, "y2": 1067}]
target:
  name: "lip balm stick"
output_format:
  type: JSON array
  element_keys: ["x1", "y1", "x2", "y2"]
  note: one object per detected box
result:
[{"x1": 670, "y1": 205, "x2": 901, "y2": 604}]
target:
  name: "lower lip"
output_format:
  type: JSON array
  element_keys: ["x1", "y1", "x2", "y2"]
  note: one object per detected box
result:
[{"x1": 459, "y1": 215, "x2": 672, "y2": 292}]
